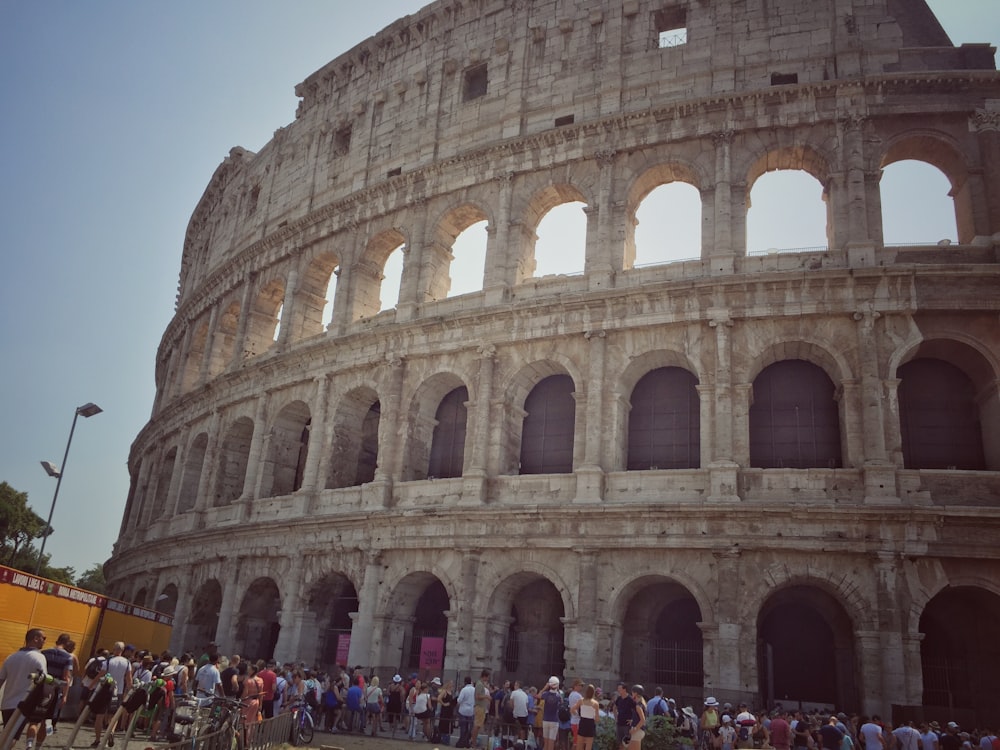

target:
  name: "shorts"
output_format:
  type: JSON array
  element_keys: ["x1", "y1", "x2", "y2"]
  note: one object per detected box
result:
[
  {"x1": 629, "y1": 729, "x2": 646, "y2": 746},
  {"x1": 543, "y1": 721, "x2": 559, "y2": 740},
  {"x1": 474, "y1": 706, "x2": 486, "y2": 724},
  {"x1": 516, "y1": 717, "x2": 530, "y2": 728},
  {"x1": 579, "y1": 718, "x2": 596, "y2": 738}
]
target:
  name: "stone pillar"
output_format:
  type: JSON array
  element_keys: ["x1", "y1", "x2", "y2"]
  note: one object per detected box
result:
[
  {"x1": 398, "y1": 202, "x2": 429, "y2": 321},
  {"x1": 328, "y1": 263, "x2": 349, "y2": 335},
  {"x1": 966, "y1": 108, "x2": 1000, "y2": 240},
  {"x1": 277, "y1": 265, "x2": 299, "y2": 350},
  {"x1": 172, "y1": 325, "x2": 195, "y2": 398},
  {"x1": 572, "y1": 552, "x2": 599, "y2": 675},
  {"x1": 300, "y1": 375, "x2": 330, "y2": 492},
  {"x1": 348, "y1": 554, "x2": 383, "y2": 666},
  {"x1": 194, "y1": 411, "x2": 222, "y2": 515},
  {"x1": 169, "y1": 578, "x2": 192, "y2": 654},
  {"x1": 713, "y1": 550, "x2": 747, "y2": 692},
  {"x1": 708, "y1": 310, "x2": 740, "y2": 502},
  {"x1": 462, "y1": 344, "x2": 496, "y2": 505},
  {"x1": 215, "y1": 558, "x2": 243, "y2": 650},
  {"x1": 868, "y1": 552, "x2": 906, "y2": 714},
  {"x1": 241, "y1": 393, "x2": 270, "y2": 503},
  {"x1": 712, "y1": 131, "x2": 736, "y2": 269},
  {"x1": 231, "y1": 275, "x2": 256, "y2": 367},
  {"x1": 366, "y1": 354, "x2": 404, "y2": 508},
  {"x1": 883, "y1": 378, "x2": 904, "y2": 468},
  {"x1": 452, "y1": 550, "x2": 482, "y2": 672},
  {"x1": 575, "y1": 330, "x2": 606, "y2": 502},
  {"x1": 273, "y1": 556, "x2": 306, "y2": 663},
  {"x1": 166, "y1": 428, "x2": 190, "y2": 518},
  {"x1": 130, "y1": 455, "x2": 156, "y2": 534},
  {"x1": 591, "y1": 149, "x2": 618, "y2": 288},
  {"x1": 840, "y1": 116, "x2": 878, "y2": 266},
  {"x1": 484, "y1": 173, "x2": 513, "y2": 305},
  {"x1": 198, "y1": 304, "x2": 220, "y2": 385}
]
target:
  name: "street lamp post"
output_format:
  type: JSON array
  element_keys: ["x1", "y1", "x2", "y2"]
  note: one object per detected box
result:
[{"x1": 35, "y1": 401, "x2": 102, "y2": 577}]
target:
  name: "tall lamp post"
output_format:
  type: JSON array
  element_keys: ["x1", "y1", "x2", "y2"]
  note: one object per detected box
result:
[{"x1": 35, "y1": 401, "x2": 102, "y2": 576}]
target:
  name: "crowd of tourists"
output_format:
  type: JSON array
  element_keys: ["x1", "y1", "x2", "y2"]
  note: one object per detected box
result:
[{"x1": 2, "y1": 631, "x2": 997, "y2": 750}]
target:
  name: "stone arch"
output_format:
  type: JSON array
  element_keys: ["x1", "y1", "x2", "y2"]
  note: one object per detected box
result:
[
  {"x1": 235, "y1": 576, "x2": 282, "y2": 661},
  {"x1": 403, "y1": 371, "x2": 472, "y2": 481},
  {"x1": 156, "y1": 583, "x2": 179, "y2": 617},
  {"x1": 617, "y1": 349, "x2": 704, "y2": 396},
  {"x1": 426, "y1": 201, "x2": 493, "y2": 300},
  {"x1": 260, "y1": 399, "x2": 312, "y2": 497},
  {"x1": 305, "y1": 570, "x2": 359, "y2": 669},
  {"x1": 742, "y1": 338, "x2": 853, "y2": 386},
  {"x1": 326, "y1": 385, "x2": 381, "y2": 489},
  {"x1": 188, "y1": 578, "x2": 223, "y2": 649},
  {"x1": 512, "y1": 181, "x2": 592, "y2": 283},
  {"x1": 296, "y1": 249, "x2": 342, "y2": 337},
  {"x1": 214, "y1": 416, "x2": 254, "y2": 506},
  {"x1": 152, "y1": 446, "x2": 178, "y2": 520},
  {"x1": 879, "y1": 130, "x2": 974, "y2": 243},
  {"x1": 919, "y1": 585, "x2": 1000, "y2": 719},
  {"x1": 614, "y1": 574, "x2": 705, "y2": 693},
  {"x1": 177, "y1": 431, "x2": 208, "y2": 513},
  {"x1": 379, "y1": 570, "x2": 455, "y2": 674},
  {"x1": 353, "y1": 227, "x2": 407, "y2": 320},
  {"x1": 756, "y1": 581, "x2": 859, "y2": 710},
  {"x1": 243, "y1": 276, "x2": 285, "y2": 359},
  {"x1": 133, "y1": 587, "x2": 148, "y2": 607},
  {"x1": 624, "y1": 160, "x2": 707, "y2": 268},
  {"x1": 890, "y1": 334, "x2": 999, "y2": 470}
]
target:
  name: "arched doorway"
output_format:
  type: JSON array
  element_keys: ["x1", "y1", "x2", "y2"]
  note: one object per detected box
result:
[
  {"x1": 489, "y1": 573, "x2": 566, "y2": 688},
  {"x1": 620, "y1": 578, "x2": 703, "y2": 693},
  {"x1": 188, "y1": 579, "x2": 223, "y2": 650},
  {"x1": 236, "y1": 578, "x2": 281, "y2": 661},
  {"x1": 757, "y1": 585, "x2": 857, "y2": 710},
  {"x1": 308, "y1": 573, "x2": 359, "y2": 670},
  {"x1": 920, "y1": 586, "x2": 1000, "y2": 724}
]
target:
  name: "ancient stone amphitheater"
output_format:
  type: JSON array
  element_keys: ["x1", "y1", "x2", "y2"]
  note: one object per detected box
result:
[{"x1": 107, "y1": 0, "x2": 1000, "y2": 721}]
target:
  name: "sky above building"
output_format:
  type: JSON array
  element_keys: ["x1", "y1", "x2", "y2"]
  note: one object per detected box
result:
[{"x1": 0, "y1": 1, "x2": 997, "y2": 588}]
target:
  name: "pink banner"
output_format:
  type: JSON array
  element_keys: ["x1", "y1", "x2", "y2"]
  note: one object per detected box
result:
[
  {"x1": 419, "y1": 636, "x2": 444, "y2": 670},
  {"x1": 336, "y1": 633, "x2": 351, "y2": 664}
]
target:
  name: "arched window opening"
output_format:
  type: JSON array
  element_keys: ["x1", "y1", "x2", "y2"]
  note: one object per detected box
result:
[
  {"x1": 621, "y1": 580, "x2": 703, "y2": 691},
  {"x1": 898, "y1": 358, "x2": 985, "y2": 470},
  {"x1": 881, "y1": 160, "x2": 958, "y2": 245},
  {"x1": 520, "y1": 374, "x2": 576, "y2": 475},
  {"x1": 327, "y1": 390, "x2": 381, "y2": 489},
  {"x1": 627, "y1": 367, "x2": 700, "y2": 470},
  {"x1": 449, "y1": 221, "x2": 488, "y2": 297},
  {"x1": 236, "y1": 578, "x2": 281, "y2": 661},
  {"x1": 153, "y1": 448, "x2": 177, "y2": 520},
  {"x1": 188, "y1": 579, "x2": 222, "y2": 650},
  {"x1": 309, "y1": 574, "x2": 359, "y2": 668},
  {"x1": 634, "y1": 183, "x2": 702, "y2": 265},
  {"x1": 428, "y1": 386, "x2": 468, "y2": 479},
  {"x1": 181, "y1": 322, "x2": 209, "y2": 392},
  {"x1": 380, "y1": 244, "x2": 404, "y2": 311},
  {"x1": 534, "y1": 202, "x2": 587, "y2": 277},
  {"x1": 273, "y1": 302, "x2": 283, "y2": 342},
  {"x1": 261, "y1": 401, "x2": 312, "y2": 497},
  {"x1": 502, "y1": 579, "x2": 565, "y2": 687},
  {"x1": 210, "y1": 301, "x2": 240, "y2": 377},
  {"x1": 749, "y1": 360, "x2": 842, "y2": 469},
  {"x1": 323, "y1": 266, "x2": 340, "y2": 327},
  {"x1": 244, "y1": 279, "x2": 285, "y2": 358},
  {"x1": 746, "y1": 171, "x2": 828, "y2": 255},
  {"x1": 920, "y1": 586, "x2": 1000, "y2": 719},
  {"x1": 215, "y1": 417, "x2": 254, "y2": 506}
]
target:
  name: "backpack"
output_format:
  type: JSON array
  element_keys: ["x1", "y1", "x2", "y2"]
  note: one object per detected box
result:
[
  {"x1": 85, "y1": 657, "x2": 105, "y2": 679},
  {"x1": 653, "y1": 699, "x2": 668, "y2": 717},
  {"x1": 557, "y1": 698, "x2": 571, "y2": 723},
  {"x1": 739, "y1": 726, "x2": 752, "y2": 742},
  {"x1": 304, "y1": 679, "x2": 320, "y2": 709}
]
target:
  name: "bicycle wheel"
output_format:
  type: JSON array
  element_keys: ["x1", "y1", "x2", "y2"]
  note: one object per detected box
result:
[{"x1": 297, "y1": 711, "x2": 314, "y2": 746}]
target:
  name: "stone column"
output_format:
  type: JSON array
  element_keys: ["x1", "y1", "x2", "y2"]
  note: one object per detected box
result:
[
  {"x1": 328, "y1": 263, "x2": 349, "y2": 335},
  {"x1": 194, "y1": 411, "x2": 222, "y2": 514},
  {"x1": 364, "y1": 354, "x2": 404, "y2": 508},
  {"x1": 572, "y1": 552, "x2": 599, "y2": 676},
  {"x1": 172, "y1": 324, "x2": 195, "y2": 398},
  {"x1": 575, "y1": 330, "x2": 606, "y2": 502},
  {"x1": 841, "y1": 116, "x2": 878, "y2": 266},
  {"x1": 169, "y1": 578, "x2": 192, "y2": 654},
  {"x1": 277, "y1": 265, "x2": 299, "y2": 350},
  {"x1": 132, "y1": 452, "x2": 156, "y2": 533},
  {"x1": 166, "y1": 427, "x2": 190, "y2": 518},
  {"x1": 712, "y1": 131, "x2": 736, "y2": 270},
  {"x1": 241, "y1": 393, "x2": 270, "y2": 504},
  {"x1": 708, "y1": 310, "x2": 739, "y2": 502},
  {"x1": 713, "y1": 550, "x2": 746, "y2": 692},
  {"x1": 484, "y1": 173, "x2": 514, "y2": 305},
  {"x1": 348, "y1": 554, "x2": 383, "y2": 666},
  {"x1": 452, "y1": 550, "x2": 482, "y2": 672},
  {"x1": 868, "y1": 552, "x2": 906, "y2": 714},
  {"x1": 273, "y1": 555, "x2": 306, "y2": 663},
  {"x1": 300, "y1": 375, "x2": 330, "y2": 492},
  {"x1": 591, "y1": 149, "x2": 618, "y2": 287},
  {"x1": 462, "y1": 344, "x2": 496, "y2": 505},
  {"x1": 883, "y1": 378, "x2": 904, "y2": 468},
  {"x1": 231, "y1": 275, "x2": 256, "y2": 367},
  {"x1": 853, "y1": 310, "x2": 899, "y2": 502},
  {"x1": 215, "y1": 558, "x2": 243, "y2": 650},
  {"x1": 963, "y1": 108, "x2": 1000, "y2": 240},
  {"x1": 198, "y1": 304, "x2": 220, "y2": 385},
  {"x1": 398, "y1": 202, "x2": 429, "y2": 321}
]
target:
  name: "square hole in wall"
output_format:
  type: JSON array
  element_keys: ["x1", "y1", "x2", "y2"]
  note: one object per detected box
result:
[
  {"x1": 655, "y1": 7, "x2": 687, "y2": 48},
  {"x1": 463, "y1": 63, "x2": 488, "y2": 101},
  {"x1": 333, "y1": 125, "x2": 352, "y2": 156}
]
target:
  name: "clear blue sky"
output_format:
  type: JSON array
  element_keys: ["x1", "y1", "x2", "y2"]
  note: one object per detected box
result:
[{"x1": 0, "y1": 1, "x2": 996, "y2": 581}]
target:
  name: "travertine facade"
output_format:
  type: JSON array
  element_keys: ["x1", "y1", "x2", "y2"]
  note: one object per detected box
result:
[{"x1": 107, "y1": 0, "x2": 1000, "y2": 722}]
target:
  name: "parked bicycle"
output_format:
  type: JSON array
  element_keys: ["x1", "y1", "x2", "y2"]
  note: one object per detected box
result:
[{"x1": 287, "y1": 700, "x2": 314, "y2": 746}]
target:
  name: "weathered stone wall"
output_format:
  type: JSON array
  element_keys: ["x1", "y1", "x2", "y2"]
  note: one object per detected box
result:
[{"x1": 109, "y1": 0, "x2": 1000, "y2": 719}]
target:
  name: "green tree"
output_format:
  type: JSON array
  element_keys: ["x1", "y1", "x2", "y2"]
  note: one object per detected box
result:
[
  {"x1": 0, "y1": 481, "x2": 46, "y2": 566},
  {"x1": 75, "y1": 563, "x2": 107, "y2": 593}
]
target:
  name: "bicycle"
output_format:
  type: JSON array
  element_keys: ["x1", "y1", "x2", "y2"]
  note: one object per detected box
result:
[
  {"x1": 287, "y1": 700, "x2": 315, "y2": 746},
  {"x1": 199, "y1": 695, "x2": 247, "y2": 750}
]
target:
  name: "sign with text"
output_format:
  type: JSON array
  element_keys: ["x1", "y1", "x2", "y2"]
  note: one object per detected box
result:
[
  {"x1": 419, "y1": 636, "x2": 444, "y2": 671},
  {"x1": 336, "y1": 633, "x2": 351, "y2": 665}
]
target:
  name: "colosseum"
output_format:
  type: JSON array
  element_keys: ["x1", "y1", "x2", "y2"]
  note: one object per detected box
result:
[{"x1": 106, "y1": 0, "x2": 1000, "y2": 722}]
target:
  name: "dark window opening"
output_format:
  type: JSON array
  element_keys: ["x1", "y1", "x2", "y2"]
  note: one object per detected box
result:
[
  {"x1": 898, "y1": 358, "x2": 985, "y2": 470},
  {"x1": 463, "y1": 63, "x2": 488, "y2": 101},
  {"x1": 247, "y1": 185, "x2": 260, "y2": 215},
  {"x1": 386, "y1": 166, "x2": 402, "y2": 178},
  {"x1": 554, "y1": 114, "x2": 575, "y2": 127},
  {"x1": 520, "y1": 374, "x2": 576, "y2": 474},
  {"x1": 333, "y1": 126, "x2": 352, "y2": 156},
  {"x1": 749, "y1": 359, "x2": 842, "y2": 469},
  {"x1": 654, "y1": 8, "x2": 687, "y2": 48},
  {"x1": 428, "y1": 386, "x2": 468, "y2": 479},
  {"x1": 627, "y1": 367, "x2": 700, "y2": 470},
  {"x1": 771, "y1": 72, "x2": 799, "y2": 85}
]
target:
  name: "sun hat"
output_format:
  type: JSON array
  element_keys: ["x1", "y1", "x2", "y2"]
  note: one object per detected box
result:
[
  {"x1": 431, "y1": 677, "x2": 442, "y2": 685},
  {"x1": 705, "y1": 697, "x2": 719, "y2": 707},
  {"x1": 723, "y1": 715, "x2": 732, "y2": 724},
  {"x1": 393, "y1": 674, "x2": 403, "y2": 683},
  {"x1": 547, "y1": 676, "x2": 560, "y2": 688}
]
